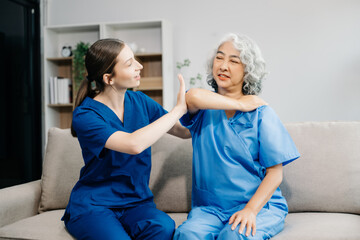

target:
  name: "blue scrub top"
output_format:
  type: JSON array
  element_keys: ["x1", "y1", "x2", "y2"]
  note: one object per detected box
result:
[
  {"x1": 180, "y1": 105, "x2": 300, "y2": 221},
  {"x1": 62, "y1": 91, "x2": 167, "y2": 222}
]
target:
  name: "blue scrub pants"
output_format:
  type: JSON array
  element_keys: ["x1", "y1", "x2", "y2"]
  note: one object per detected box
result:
[
  {"x1": 64, "y1": 202, "x2": 175, "y2": 240},
  {"x1": 173, "y1": 205, "x2": 286, "y2": 240}
]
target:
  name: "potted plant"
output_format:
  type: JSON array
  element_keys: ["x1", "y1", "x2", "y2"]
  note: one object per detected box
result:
[
  {"x1": 73, "y1": 41, "x2": 90, "y2": 94},
  {"x1": 176, "y1": 59, "x2": 203, "y2": 88}
]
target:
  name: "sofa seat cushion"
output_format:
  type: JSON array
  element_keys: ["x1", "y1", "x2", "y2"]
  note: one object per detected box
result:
[
  {"x1": 168, "y1": 212, "x2": 188, "y2": 227},
  {"x1": 169, "y1": 212, "x2": 360, "y2": 240},
  {"x1": 0, "y1": 211, "x2": 188, "y2": 240},
  {"x1": 1, "y1": 211, "x2": 358, "y2": 240},
  {"x1": 273, "y1": 212, "x2": 360, "y2": 240},
  {"x1": 0, "y1": 210, "x2": 74, "y2": 240}
]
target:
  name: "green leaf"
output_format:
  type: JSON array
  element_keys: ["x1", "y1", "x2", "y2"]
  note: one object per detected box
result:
[{"x1": 73, "y1": 42, "x2": 90, "y2": 93}]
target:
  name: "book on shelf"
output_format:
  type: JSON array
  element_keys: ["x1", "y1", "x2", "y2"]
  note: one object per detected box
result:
[{"x1": 49, "y1": 76, "x2": 72, "y2": 104}]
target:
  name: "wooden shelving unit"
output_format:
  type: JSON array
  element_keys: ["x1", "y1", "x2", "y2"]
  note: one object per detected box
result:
[
  {"x1": 43, "y1": 21, "x2": 174, "y2": 138},
  {"x1": 134, "y1": 52, "x2": 163, "y2": 104}
]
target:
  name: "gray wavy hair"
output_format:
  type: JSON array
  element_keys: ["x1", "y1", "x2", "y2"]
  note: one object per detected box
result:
[{"x1": 206, "y1": 33, "x2": 267, "y2": 95}]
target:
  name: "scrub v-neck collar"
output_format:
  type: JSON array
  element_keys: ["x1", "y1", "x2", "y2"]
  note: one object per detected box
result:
[
  {"x1": 85, "y1": 93, "x2": 128, "y2": 127},
  {"x1": 223, "y1": 110, "x2": 243, "y2": 122}
]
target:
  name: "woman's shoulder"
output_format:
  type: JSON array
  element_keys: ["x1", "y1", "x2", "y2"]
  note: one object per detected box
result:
[
  {"x1": 255, "y1": 105, "x2": 285, "y2": 126},
  {"x1": 73, "y1": 98, "x2": 105, "y2": 121},
  {"x1": 257, "y1": 105, "x2": 276, "y2": 115}
]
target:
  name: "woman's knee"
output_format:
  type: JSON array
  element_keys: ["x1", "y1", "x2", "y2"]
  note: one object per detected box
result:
[
  {"x1": 65, "y1": 211, "x2": 131, "y2": 240},
  {"x1": 155, "y1": 215, "x2": 176, "y2": 237},
  {"x1": 173, "y1": 224, "x2": 197, "y2": 239},
  {"x1": 136, "y1": 213, "x2": 175, "y2": 239},
  {"x1": 218, "y1": 224, "x2": 266, "y2": 240},
  {"x1": 174, "y1": 222, "x2": 218, "y2": 240}
]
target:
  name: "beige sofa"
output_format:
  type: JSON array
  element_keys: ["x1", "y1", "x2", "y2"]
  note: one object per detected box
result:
[{"x1": 0, "y1": 122, "x2": 359, "y2": 240}]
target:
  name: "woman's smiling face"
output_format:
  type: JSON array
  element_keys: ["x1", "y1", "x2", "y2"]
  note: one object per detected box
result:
[
  {"x1": 212, "y1": 41, "x2": 245, "y2": 92},
  {"x1": 110, "y1": 44, "x2": 143, "y2": 89}
]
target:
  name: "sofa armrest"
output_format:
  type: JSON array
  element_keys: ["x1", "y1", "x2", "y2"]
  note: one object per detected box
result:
[{"x1": 0, "y1": 180, "x2": 41, "y2": 227}]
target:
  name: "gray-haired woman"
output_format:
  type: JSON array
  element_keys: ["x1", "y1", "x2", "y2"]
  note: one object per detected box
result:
[{"x1": 173, "y1": 33, "x2": 300, "y2": 240}]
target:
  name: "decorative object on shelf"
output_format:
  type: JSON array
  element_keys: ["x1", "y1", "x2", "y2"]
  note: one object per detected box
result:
[
  {"x1": 128, "y1": 42, "x2": 138, "y2": 53},
  {"x1": 138, "y1": 47, "x2": 146, "y2": 53},
  {"x1": 176, "y1": 58, "x2": 203, "y2": 88},
  {"x1": 73, "y1": 41, "x2": 90, "y2": 93},
  {"x1": 61, "y1": 46, "x2": 72, "y2": 57}
]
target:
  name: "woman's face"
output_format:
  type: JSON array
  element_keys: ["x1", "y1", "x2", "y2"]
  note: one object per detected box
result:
[
  {"x1": 110, "y1": 44, "x2": 143, "y2": 89},
  {"x1": 212, "y1": 41, "x2": 245, "y2": 92}
]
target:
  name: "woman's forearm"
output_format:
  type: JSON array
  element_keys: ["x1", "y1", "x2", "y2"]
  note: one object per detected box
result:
[
  {"x1": 244, "y1": 164, "x2": 283, "y2": 215},
  {"x1": 167, "y1": 121, "x2": 191, "y2": 139},
  {"x1": 186, "y1": 88, "x2": 267, "y2": 114},
  {"x1": 105, "y1": 106, "x2": 185, "y2": 154},
  {"x1": 105, "y1": 74, "x2": 188, "y2": 155},
  {"x1": 186, "y1": 88, "x2": 241, "y2": 113}
]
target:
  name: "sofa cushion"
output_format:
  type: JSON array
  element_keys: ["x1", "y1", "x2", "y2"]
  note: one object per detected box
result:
[
  {"x1": 1, "y1": 211, "x2": 358, "y2": 240},
  {"x1": 273, "y1": 212, "x2": 360, "y2": 240},
  {"x1": 282, "y1": 122, "x2": 360, "y2": 214},
  {"x1": 38, "y1": 128, "x2": 192, "y2": 214},
  {"x1": 38, "y1": 128, "x2": 84, "y2": 213},
  {"x1": 38, "y1": 122, "x2": 360, "y2": 215},
  {"x1": 0, "y1": 210, "x2": 74, "y2": 240},
  {"x1": 0, "y1": 210, "x2": 188, "y2": 240},
  {"x1": 167, "y1": 213, "x2": 188, "y2": 228},
  {"x1": 150, "y1": 134, "x2": 193, "y2": 213}
]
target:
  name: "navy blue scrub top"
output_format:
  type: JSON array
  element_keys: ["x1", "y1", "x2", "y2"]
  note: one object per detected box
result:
[
  {"x1": 62, "y1": 91, "x2": 167, "y2": 222},
  {"x1": 180, "y1": 105, "x2": 300, "y2": 220}
]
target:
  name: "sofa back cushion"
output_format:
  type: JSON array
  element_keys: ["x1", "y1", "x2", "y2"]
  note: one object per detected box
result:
[
  {"x1": 39, "y1": 122, "x2": 360, "y2": 215},
  {"x1": 150, "y1": 122, "x2": 360, "y2": 214},
  {"x1": 282, "y1": 122, "x2": 360, "y2": 214},
  {"x1": 38, "y1": 128, "x2": 84, "y2": 213},
  {"x1": 38, "y1": 127, "x2": 192, "y2": 213},
  {"x1": 149, "y1": 134, "x2": 193, "y2": 212}
]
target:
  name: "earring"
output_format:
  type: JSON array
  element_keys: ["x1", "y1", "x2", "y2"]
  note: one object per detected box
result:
[{"x1": 91, "y1": 81, "x2": 96, "y2": 90}]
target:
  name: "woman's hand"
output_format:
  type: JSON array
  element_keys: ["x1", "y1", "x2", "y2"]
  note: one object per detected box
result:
[
  {"x1": 238, "y1": 95, "x2": 267, "y2": 112},
  {"x1": 228, "y1": 164, "x2": 283, "y2": 237},
  {"x1": 174, "y1": 74, "x2": 187, "y2": 116},
  {"x1": 229, "y1": 207, "x2": 257, "y2": 237}
]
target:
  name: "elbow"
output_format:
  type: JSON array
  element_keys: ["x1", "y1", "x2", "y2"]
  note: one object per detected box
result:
[
  {"x1": 266, "y1": 164, "x2": 283, "y2": 186},
  {"x1": 178, "y1": 132, "x2": 192, "y2": 139},
  {"x1": 129, "y1": 147, "x2": 141, "y2": 155},
  {"x1": 127, "y1": 141, "x2": 144, "y2": 155}
]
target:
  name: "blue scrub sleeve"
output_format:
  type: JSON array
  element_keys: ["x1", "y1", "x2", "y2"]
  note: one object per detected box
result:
[
  {"x1": 180, "y1": 110, "x2": 205, "y2": 131},
  {"x1": 138, "y1": 91, "x2": 168, "y2": 123},
  {"x1": 72, "y1": 108, "x2": 118, "y2": 159},
  {"x1": 258, "y1": 106, "x2": 300, "y2": 168}
]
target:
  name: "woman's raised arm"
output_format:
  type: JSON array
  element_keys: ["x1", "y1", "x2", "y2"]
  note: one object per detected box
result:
[
  {"x1": 105, "y1": 75, "x2": 188, "y2": 154},
  {"x1": 186, "y1": 88, "x2": 267, "y2": 114}
]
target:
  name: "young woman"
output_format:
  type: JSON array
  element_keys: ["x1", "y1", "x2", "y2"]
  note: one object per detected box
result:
[
  {"x1": 61, "y1": 38, "x2": 191, "y2": 240},
  {"x1": 173, "y1": 34, "x2": 300, "y2": 240}
]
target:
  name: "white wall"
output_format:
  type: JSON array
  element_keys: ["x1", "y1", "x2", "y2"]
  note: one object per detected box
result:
[{"x1": 45, "y1": 0, "x2": 360, "y2": 122}]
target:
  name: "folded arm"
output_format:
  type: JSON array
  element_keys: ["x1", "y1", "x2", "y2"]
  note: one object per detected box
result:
[
  {"x1": 167, "y1": 121, "x2": 191, "y2": 139},
  {"x1": 185, "y1": 88, "x2": 267, "y2": 114}
]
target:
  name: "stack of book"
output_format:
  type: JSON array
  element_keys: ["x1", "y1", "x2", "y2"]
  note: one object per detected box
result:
[{"x1": 49, "y1": 76, "x2": 72, "y2": 104}]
